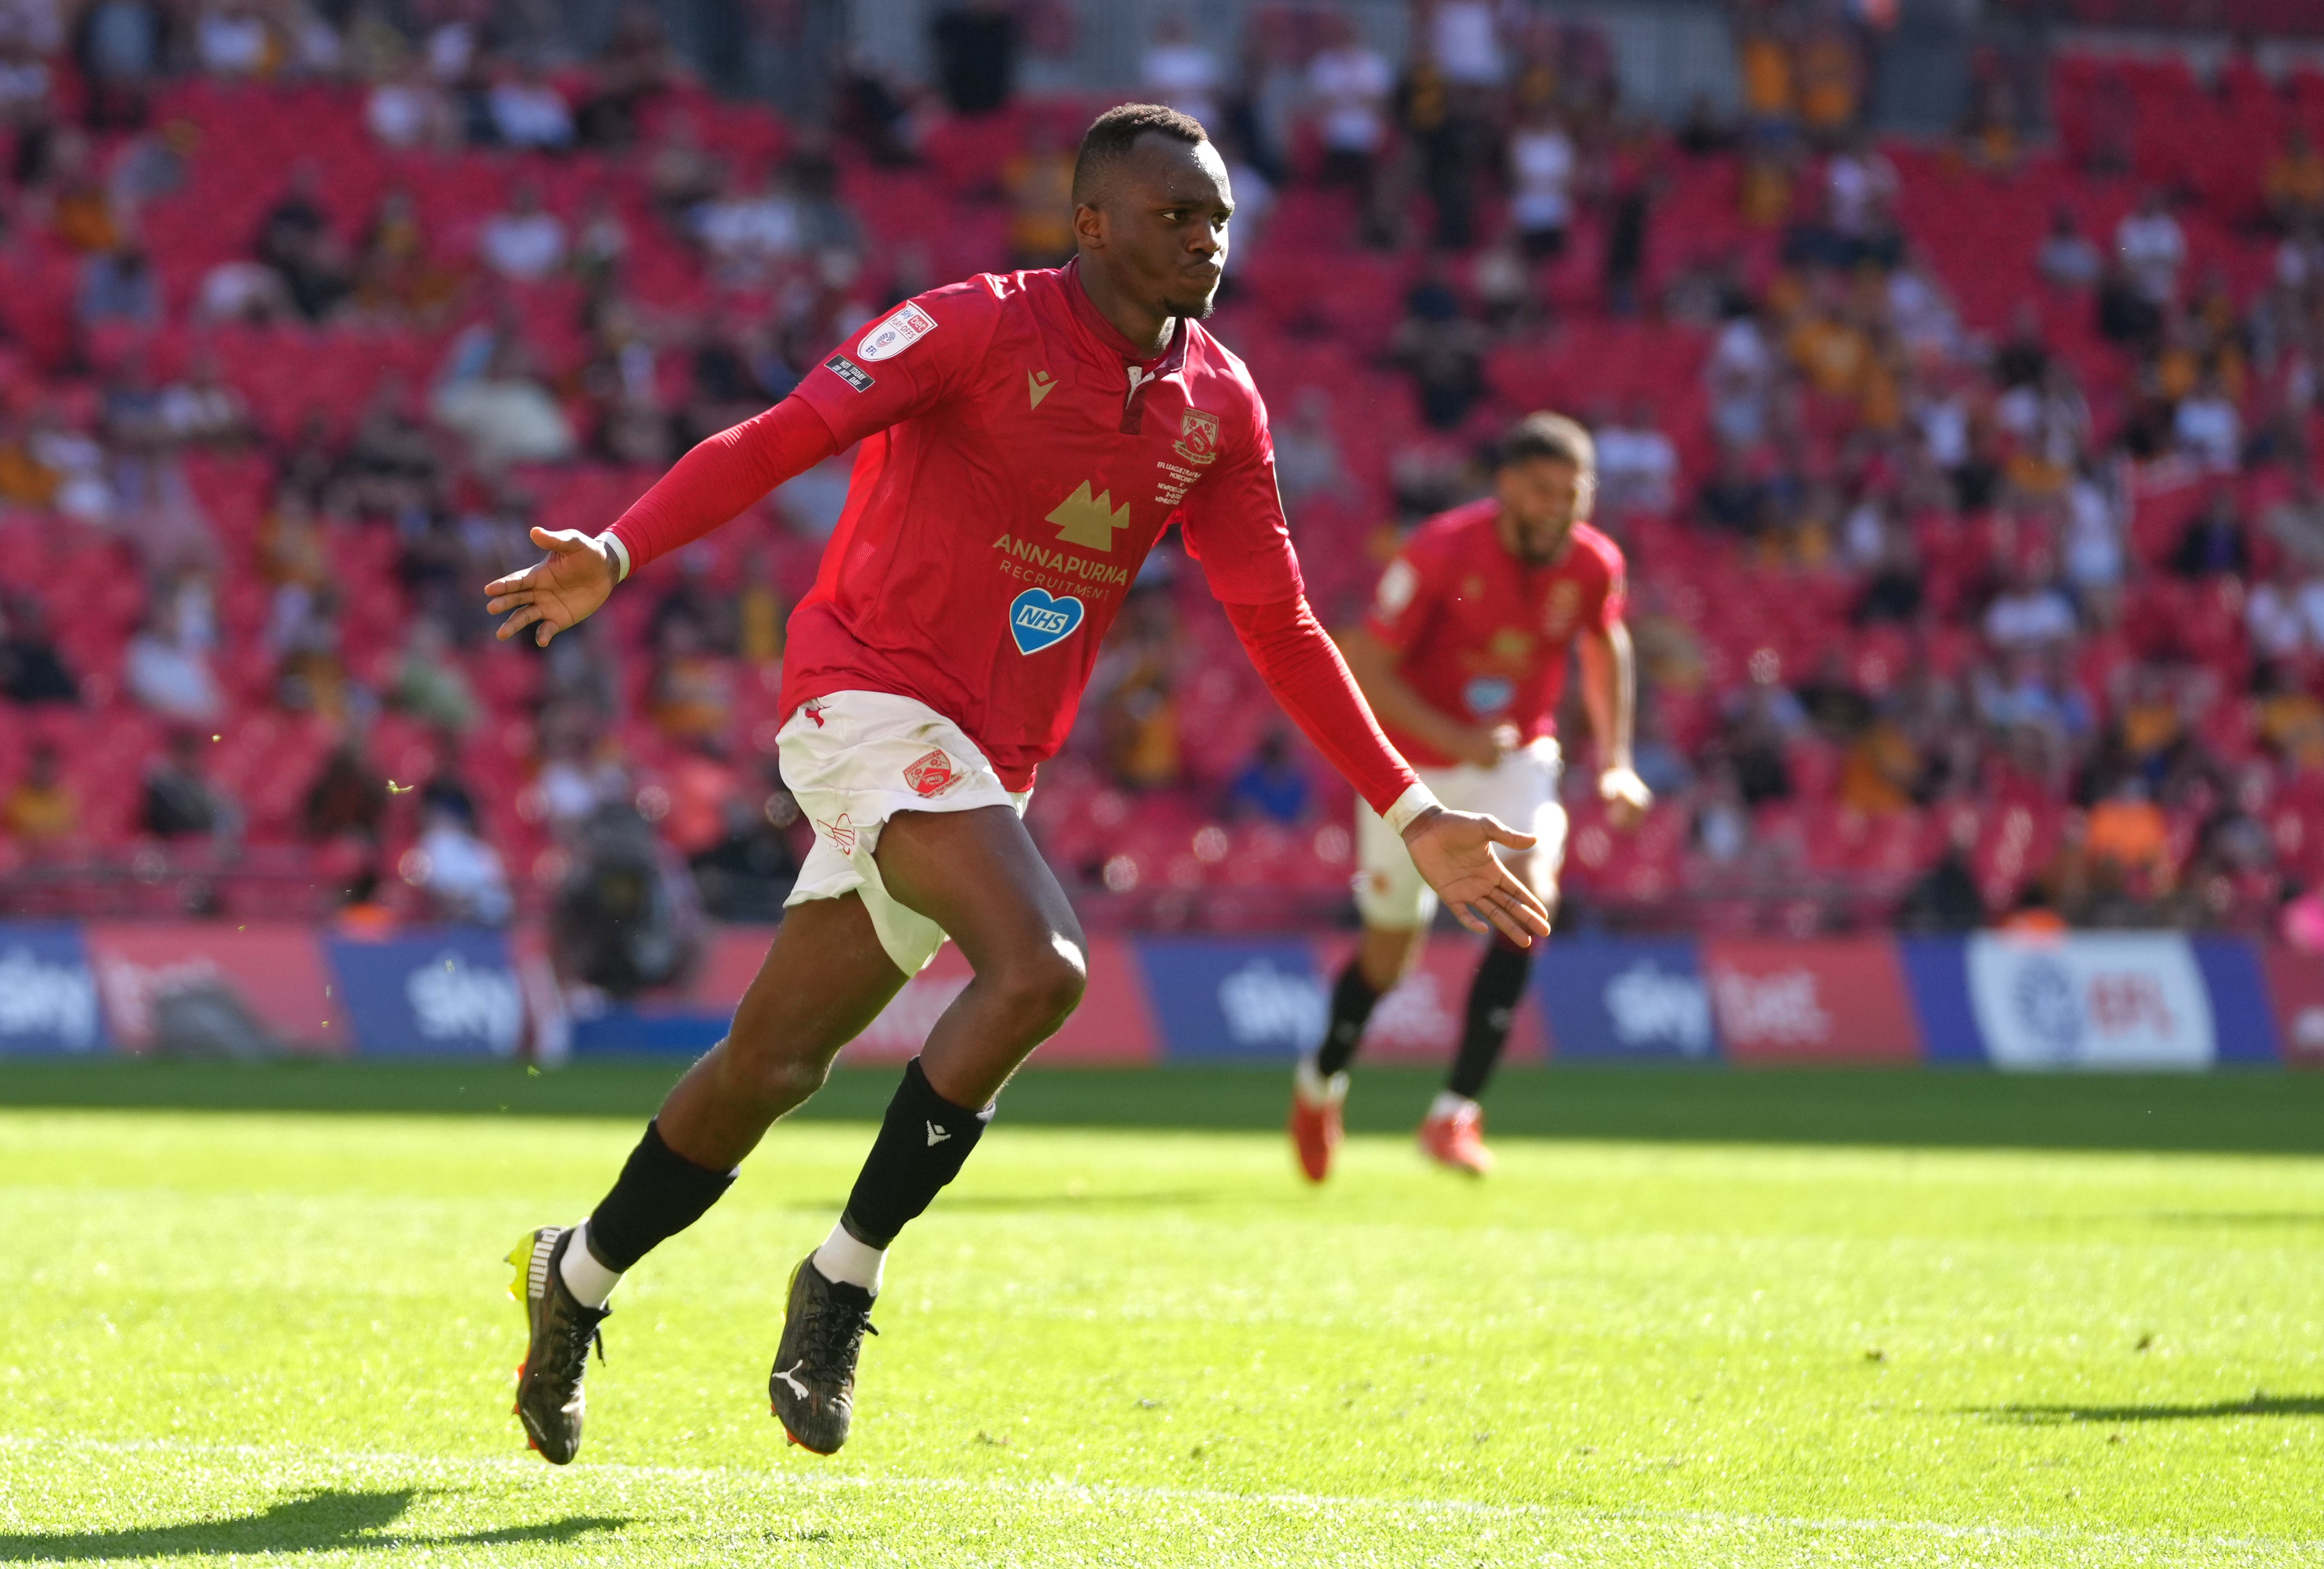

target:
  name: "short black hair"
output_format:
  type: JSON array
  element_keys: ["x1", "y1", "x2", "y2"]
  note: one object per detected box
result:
[
  {"x1": 1500, "y1": 411, "x2": 1596, "y2": 475},
  {"x1": 1072, "y1": 102, "x2": 1208, "y2": 208}
]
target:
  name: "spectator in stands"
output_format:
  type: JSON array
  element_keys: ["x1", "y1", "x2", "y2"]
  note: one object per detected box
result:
[
  {"x1": 1895, "y1": 830, "x2": 1984, "y2": 932},
  {"x1": 2036, "y1": 206, "x2": 2102, "y2": 292},
  {"x1": 1225, "y1": 728, "x2": 1311, "y2": 825},
  {"x1": 74, "y1": 0, "x2": 160, "y2": 129},
  {"x1": 1308, "y1": 12, "x2": 1394, "y2": 244},
  {"x1": 1696, "y1": 445, "x2": 1771, "y2": 538},
  {"x1": 2267, "y1": 128, "x2": 2324, "y2": 236},
  {"x1": 258, "y1": 165, "x2": 352, "y2": 321},
  {"x1": 2265, "y1": 465, "x2": 2324, "y2": 572},
  {"x1": 685, "y1": 762, "x2": 800, "y2": 923},
  {"x1": 1141, "y1": 13, "x2": 1219, "y2": 131},
  {"x1": 0, "y1": 592, "x2": 77, "y2": 704},
  {"x1": 368, "y1": 64, "x2": 459, "y2": 151},
  {"x1": 142, "y1": 728, "x2": 235, "y2": 839},
  {"x1": 1796, "y1": 23, "x2": 1862, "y2": 149},
  {"x1": 389, "y1": 615, "x2": 475, "y2": 732},
  {"x1": 1505, "y1": 101, "x2": 1575, "y2": 260},
  {"x1": 694, "y1": 165, "x2": 803, "y2": 283},
  {"x1": 125, "y1": 589, "x2": 221, "y2": 723},
  {"x1": 195, "y1": 0, "x2": 272, "y2": 78},
  {"x1": 430, "y1": 312, "x2": 577, "y2": 466},
  {"x1": 1391, "y1": 261, "x2": 1488, "y2": 431},
  {"x1": 489, "y1": 62, "x2": 574, "y2": 151},
  {"x1": 1719, "y1": 684, "x2": 1794, "y2": 807},
  {"x1": 2115, "y1": 192, "x2": 2185, "y2": 307},
  {"x1": 2172, "y1": 373, "x2": 2242, "y2": 472},
  {"x1": 649, "y1": 611, "x2": 732, "y2": 742},
  {"x1": 2061, "y1": 462, "x2": 2125, "y2": 619},
  {"x1": 2247, "y1": 554, "x2": 2324, "y2": 661},
  {"x1": 4, "y1": 739, "x2": 77, "y2": 843},
  {"x1": 1983, "y1": 554, "x2": 2077, "y2": 651},
  {"x1": 478, "y1": 179, "x2": 568, "y2": 282},
  {"x1": 1270, "y1": 388, "x2": 1350, "y2": 510},
  {"x1": 267, "y1": 581, "x2": 345, "y2": 716},
  {"x1": 575, "y1": 3, "x2": 676, "y2": 149},
  {"x1": 1004, "y1": 123, "x2": 1076, "y2": 268},
  {"x1": 551, "y1": 799, "x2": 702, "y2": 991},
  {"x1": 1594, "y1": 400, "x2": 1678, "y2": 517},
  {"x1": 20, "y1": 401, "x2": 112, "y2": 522},
  {"x1": 931, "y1": 0, "x2": 1019, "y2": 115},
  {"x1": 2255, "y1": 660, "x2": 2324, "y2": 771},
  {"x1": 2085, "y1": 775, "x2": 2173, "y2": 898},
  {"x1": 77, "y1": 237, "x2": 158, "y2": 326},
  {"x1": 197, "y1": 257, "x2": 299, "y2": 325},
  {"x1": 534, "y1": 705, "x2": 625, "y2": 835},
  {"x1": 2170, "y1": 490, "x2": 2249, "y2": 580},
  {"x1": 410, "y1": 795, "x2": 512, "y2": 925},
  {"x1": 159, "y1": 351, "x2": 256, "y2": 447},
  {"x1": 351, "y1": 188, "x2": 464, "y2": 323},
  {"x1": 302, "y1": 732, "x2": 385, "y2": 843}
]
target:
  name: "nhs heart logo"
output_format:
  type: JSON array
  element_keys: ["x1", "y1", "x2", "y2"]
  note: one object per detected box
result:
[{"x1": 1008, "y1": 589, "x2": 1084, "y2": 654}]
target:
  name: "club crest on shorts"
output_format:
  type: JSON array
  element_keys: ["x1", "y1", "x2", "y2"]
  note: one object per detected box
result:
[
  {"x1": 903, "y1": 748, "x2": 957, "y2": 798},
  {"x1": 816, "y1": 812, "x2": 858, "y2": 853},
  {"x1": 857, "y1": 301, "x2": 938, "y2": 363},
  {"x1": 1008, "y1": 588, "x2": 1083, "y2": 654},
  {"x1": 1175, "y1": 407, "x2": 1221, "y2": 465}
]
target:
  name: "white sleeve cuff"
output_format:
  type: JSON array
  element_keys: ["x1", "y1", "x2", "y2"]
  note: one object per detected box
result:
[
  {"x1": 599, "y1": 532, "x2": 632, "y2": 583},
  {"x1": 1383, "y1": 781, "x2": 1441, "y2": 836}
]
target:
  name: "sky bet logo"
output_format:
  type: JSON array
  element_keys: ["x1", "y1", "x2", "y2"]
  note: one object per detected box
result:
[{"x1": 1008, "y1": 589, "x2": 1083, "y2": 654}]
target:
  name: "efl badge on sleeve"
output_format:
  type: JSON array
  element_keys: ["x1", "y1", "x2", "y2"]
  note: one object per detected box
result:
[{"x1": 858, "y1": 301, "x2": 939, "y2": 363}]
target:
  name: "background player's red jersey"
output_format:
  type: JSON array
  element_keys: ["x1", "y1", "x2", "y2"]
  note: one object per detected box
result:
[
  {"x1": 1362, "y1": 499, "x2": 1627, "y2": 769},
  {"x1": 779, "y1": 262, "x2": 1302, "y2": 790}
]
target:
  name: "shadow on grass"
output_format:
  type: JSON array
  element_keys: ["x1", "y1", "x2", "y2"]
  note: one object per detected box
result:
[
  {"x1": 2, "y1": 1060, "x2": 2321, "y2": 1155},
  {"x1": 1976, "y1": 1395, "x2": 2324, "y2": 1425},
  {"x1": 0, "y1": 1487, "x2": 627, "y2": 1560}
]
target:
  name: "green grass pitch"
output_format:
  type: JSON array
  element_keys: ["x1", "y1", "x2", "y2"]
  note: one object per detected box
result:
[{"x1": 2, "y1": 1062, "x2": 2321, "y2": 1565}]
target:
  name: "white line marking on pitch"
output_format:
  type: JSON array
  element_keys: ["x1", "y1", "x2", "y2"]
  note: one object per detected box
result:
[{"x1": 3, "y1": 1433, "x2": 2317, "y2": 1556}]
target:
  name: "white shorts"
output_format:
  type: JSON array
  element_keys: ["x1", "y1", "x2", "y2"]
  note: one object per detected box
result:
[
  {"x1": 780, "y1": 690, "x2": 1030, "y2": 976},
  {"x1": 1354, "y1": 739, "x2": 1567, "y2": 930}
]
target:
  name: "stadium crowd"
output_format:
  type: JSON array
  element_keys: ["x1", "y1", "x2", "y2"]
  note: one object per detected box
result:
[{"x1": 0, "y1": 0, "x2": 2321, "y2": 959}]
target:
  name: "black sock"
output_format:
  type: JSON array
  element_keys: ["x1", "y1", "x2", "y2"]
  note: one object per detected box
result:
[
  {"x1": 1313, "y1": 959, "x2": 1384, "y2": 1077},
  {"x1": 838, "y1": 1056, "x2": 994, "y2": 1248},
  {"x1": 584, "y1": 1119, "x2": 737, "y2": 1273},
  {"x1": 1446, "y1": 939, "x2": 1536, "y2": 1101}
]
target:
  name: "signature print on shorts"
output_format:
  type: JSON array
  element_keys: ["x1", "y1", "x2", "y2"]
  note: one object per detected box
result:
[{"x1": 1008, "y1": 589, "x2": 1083, "y2": 654}]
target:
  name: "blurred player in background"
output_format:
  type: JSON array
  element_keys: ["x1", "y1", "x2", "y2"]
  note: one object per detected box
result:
[
  {"x1": 1290, "y1": 413, "x2": 1649, "y2": 1179},
  {"x1": 482, "y1": 104, "x2": 1549, "y2": 1464}
]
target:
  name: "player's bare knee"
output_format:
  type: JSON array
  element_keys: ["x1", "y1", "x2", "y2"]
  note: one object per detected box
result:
[
  {"x1": 721, "y1": 1031, "x2": 831, "y2": 1114},
  {"x1": 997, "y1": 932, "x2": 1087, "y2": 1030}
]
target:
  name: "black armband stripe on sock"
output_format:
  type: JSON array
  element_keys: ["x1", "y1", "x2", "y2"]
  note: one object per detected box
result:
[
  {"x1": 839, "y1": 1056, "x2": 994, "y2": 1249},
  {"x1": 1447, "y1": 937, "x2": 1537, "y2": 1101},
  {"x1": 1313, "y1": 958, "x2": 1386, "y2": 1078},
  {"x1": 584, "y1": 1119, "x2": 738, "y2": 1274}
]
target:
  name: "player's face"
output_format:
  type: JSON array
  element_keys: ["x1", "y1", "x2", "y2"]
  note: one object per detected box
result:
[
  {"x1": 1496, "y1": 457, "x2": 1592, "y2": 565},
  {"x1": 1087, "y1": 135, "x2": 1234, "y2": 321}
]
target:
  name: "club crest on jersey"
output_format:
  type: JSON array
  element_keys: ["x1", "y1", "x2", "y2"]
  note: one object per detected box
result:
[
  {"x1": 1008, "y1": 588, "x2": 1084, "y2": 654},
  {"x1": 903, "y1": 748, "x2": 957, "y2": 798},
  {"x1": 857, "y1": 301, "x2": 938, "y2": 363},
  {"x1": 1175, "y1": 407, "x2": 1221, "y2": 465},
  {"x1": 1543, "y1": 580, "x2": 1582, "y2": 636}
]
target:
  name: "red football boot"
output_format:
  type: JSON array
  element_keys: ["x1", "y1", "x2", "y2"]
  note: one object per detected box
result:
[
  {"x1": 1288, "y1": 1062, "x2": 1348, "y2": 1183},
  {"x1": 1417, "y1": 1100, "x2": 1494, "y2": 1176}
]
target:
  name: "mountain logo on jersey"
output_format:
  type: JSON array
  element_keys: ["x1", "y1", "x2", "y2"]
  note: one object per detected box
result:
[
  {"x1": 1046, "y1": 480, "x2": 1131, "y2": 552},
  {"x1": 857, "y1": 301, "x2": 938, "y2": 363},
  {"x1": 1027, "y1": 369, "x2": 1057, "y2": 409},
  {"x1": 1008, "y1": 589, "x2": 1084, "y2": 654},
  {"x1": 1175, "y1": 408, "x2": 1221, "y2": 465}
]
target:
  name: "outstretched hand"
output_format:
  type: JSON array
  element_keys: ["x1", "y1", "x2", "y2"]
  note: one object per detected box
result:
[
  {"x1": 1400, "y1": 807, "x2": 1552, "y2": 945},
  {"x1": 484, "y1": 527, "x2": 620, "y2": 647}
]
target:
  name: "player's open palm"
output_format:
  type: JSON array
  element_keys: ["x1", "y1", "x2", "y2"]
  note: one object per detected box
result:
[
  {"x1": 1401, "y1": 808, "x2": 1552, "y2": 946},
  {"x1": 485, "y1": 527, "x2": 618, "y2": 647}
]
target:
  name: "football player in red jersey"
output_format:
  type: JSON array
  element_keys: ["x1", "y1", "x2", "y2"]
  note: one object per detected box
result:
[
  {"x1": 481, "y1": 105, "x2": 1549, "y2": 1462},
  {"x1": 1289, "y1": 413, "x2": 1651, "y2": 1181}
]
